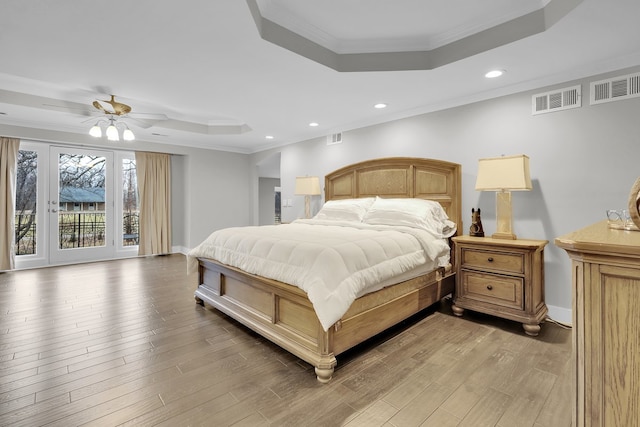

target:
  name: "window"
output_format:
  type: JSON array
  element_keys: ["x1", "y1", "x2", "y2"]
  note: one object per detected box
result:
[
  {"x1": 15, "y1": 150, "x2": 38, "y2": 255},
  {"x1": 122, "y1": 157, "x2": 139, "y2": 246}
]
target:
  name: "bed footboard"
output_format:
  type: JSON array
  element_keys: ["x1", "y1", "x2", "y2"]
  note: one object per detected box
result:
[{"x1": 194, "y1": 258, "x2": 454, "y2": 383}]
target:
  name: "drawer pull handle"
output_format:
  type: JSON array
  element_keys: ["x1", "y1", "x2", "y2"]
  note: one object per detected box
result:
[
  {"x1": 487, "y1": 285, "x2": 493, "y2": 291},
  {"x1": 487, "y1": 257, "x2": 494, "y2": 262}
]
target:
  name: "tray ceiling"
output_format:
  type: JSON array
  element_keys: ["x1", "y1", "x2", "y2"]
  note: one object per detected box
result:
[{"x1": 0, "y1": 0, "x2": 639, "y2": 153}]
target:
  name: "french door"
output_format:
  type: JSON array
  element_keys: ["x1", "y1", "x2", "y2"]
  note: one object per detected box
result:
[
  {"x1": 49, "y1": 147, "x2": 115, "y2": 264},
  {"x1": 15, "y1": 142, "x2": 138, "y2": 269}
]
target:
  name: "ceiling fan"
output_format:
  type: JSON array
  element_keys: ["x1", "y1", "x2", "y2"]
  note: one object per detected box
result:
[
  {"x1": 86, "y1": 94, "x2": 169, "y2": 141},
  {"x1": 42, "y1": 92, "x2": 170, "y2": 140},
  {"x1": 89, "y1": 94, "x2": 168, "y2": 122}
]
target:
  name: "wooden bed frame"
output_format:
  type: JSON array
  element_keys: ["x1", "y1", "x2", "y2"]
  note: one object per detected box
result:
[{"x1": 194, "y1": 157, "x2": 462, "y2": 382}]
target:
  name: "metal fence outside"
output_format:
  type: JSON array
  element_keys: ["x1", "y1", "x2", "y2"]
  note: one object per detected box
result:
[
  {"x1": 15, "y1": 213, "x2": 36, "y2": 255},
  {"x1": 58, "y1": 212, "x2": 106, "y2": 249},
  {"x1": 15, "y1": 212, "x2": 139, "y2": 255}
]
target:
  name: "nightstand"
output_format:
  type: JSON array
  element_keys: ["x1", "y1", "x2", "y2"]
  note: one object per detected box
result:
[{"x1": 451, "y1": 235, "x2": 548, "y2": 336}]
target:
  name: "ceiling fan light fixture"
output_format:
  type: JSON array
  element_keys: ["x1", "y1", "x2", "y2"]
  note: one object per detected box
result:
[
  {"x1": 89, "y1": 123, "x2": 102, "y2": 137},
  {"x1": 106, "y1": 122, "x2": 119, "y2": 141},
  {"x1": 123, "y1": 127, "x2": 135, "y2": 141},
  {"x1": 89, "y1": 116, "x2": 135, "y2": 142}
]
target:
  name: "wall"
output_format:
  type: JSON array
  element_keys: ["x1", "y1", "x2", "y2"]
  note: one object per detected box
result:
[
  {"x1": 260, "y1": 65, "x2": 640, "y2": 323},
  {"x1": 167, "y1": 146, "x2": 252, "y2": 251},
  {"x1": 182, "y1": 147, "x2": 252, "y2": 248},
  {"x1": 170, "y1": 154, "x2": 186, "y2": 252}
]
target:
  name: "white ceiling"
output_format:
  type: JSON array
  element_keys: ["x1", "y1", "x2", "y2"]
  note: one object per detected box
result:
[{"x1": 1, "y1": 0, "x2": 640, "y2": 154}]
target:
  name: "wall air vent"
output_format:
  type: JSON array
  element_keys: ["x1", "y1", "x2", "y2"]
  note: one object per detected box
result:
[
  {"x1": 590, "y1": 72, "x2": 640, "y2": 105},
  {"x1": 532, "y1": 85, "x2": 581, "y2": 115},
  {"x1": 326, "y1": 132, "x2": 342, "y2": 145}
]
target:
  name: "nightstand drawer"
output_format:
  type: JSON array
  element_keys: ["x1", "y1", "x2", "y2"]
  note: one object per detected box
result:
[
  {"x1": 461, "y1": 271, "x2": 523, "y2": 310},
  {"x1": 460, "y1": 248, "x2": 524, "y2": 274}
]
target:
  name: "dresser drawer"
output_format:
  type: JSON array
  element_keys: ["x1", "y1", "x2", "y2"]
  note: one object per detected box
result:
[
  {"x1": 460, "y1": 247, "x2": 524, "y2": 274},
  {"x1": 460, "y1": 271, "x2": 523, "y2": 310}
]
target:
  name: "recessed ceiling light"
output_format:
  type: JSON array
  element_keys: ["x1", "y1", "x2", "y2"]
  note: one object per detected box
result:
[
  {"x1": 374, "y1": 103, "x2": 387, "y2": 109},
  {"x1": 265, "y1": 135, "x2": 274, "y2": 139},
  {"x1": 485, "y1": 70, "x2": 505, "y2": 78},
  {"x1": 309, "y1": 122, "x2": 319, "y2": 127}
]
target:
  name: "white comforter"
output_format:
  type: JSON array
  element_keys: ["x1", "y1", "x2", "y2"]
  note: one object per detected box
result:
[{"x1": 187, "y1": 219, "x2": 450, "y2": 331}]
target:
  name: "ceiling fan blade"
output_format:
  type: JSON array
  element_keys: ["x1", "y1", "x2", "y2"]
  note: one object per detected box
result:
[
  {"x1": 128, "y1": 112, "x2": 169, "y2": 121},
  {"x1": 81, "y1": 116, "x2": 101, "y2": 124},
  {"x1": 42, "y1": 102, "x2": 97, "y2": 117},
  {"x1": 122, "y1": 116, "x2": 155, "y2": 129}
]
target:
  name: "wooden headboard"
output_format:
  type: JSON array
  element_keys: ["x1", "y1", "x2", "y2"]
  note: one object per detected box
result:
[{"x1": 325, "y1": 157, "x2": 462, "y2": 233}]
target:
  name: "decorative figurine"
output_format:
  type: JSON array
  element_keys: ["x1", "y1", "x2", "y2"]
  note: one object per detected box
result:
[{"x1": 470, "y1": 208, "x2": 484, "y2": 237}]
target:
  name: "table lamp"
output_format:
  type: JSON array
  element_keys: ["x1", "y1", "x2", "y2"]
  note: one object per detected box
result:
[
  {"x1": 475, "y1": 155, "x2": 532, "y2": 239},
  {"x1": 295, "y1": 176, "x2": 321, "y2": 219}
]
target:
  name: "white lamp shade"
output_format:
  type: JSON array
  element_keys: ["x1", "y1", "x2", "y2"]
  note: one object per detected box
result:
[
  {"x1": 123, "y1": 128, "x2": 135, "y2": 141},
  {"x1": 89, "y1": 125, "x2": 102, "y2": 137},
  {"x1": 295, "y1": 176, "x2": 321, "y2": 195},
  {"x1": 475, "y1": 154, "x2": 532, "y2": 191},
  {"x1": 106, "y1": 124, "x2": 119, "y2": 141}
]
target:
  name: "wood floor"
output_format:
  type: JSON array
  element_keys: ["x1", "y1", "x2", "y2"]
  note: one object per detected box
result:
[{"x1": 0, "y1": 255, "x2": 572, "y2": 426}]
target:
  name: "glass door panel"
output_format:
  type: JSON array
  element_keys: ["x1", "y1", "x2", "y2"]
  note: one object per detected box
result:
[{"x1": 49, "y1": 147, "x2": 114, "y2": 264}]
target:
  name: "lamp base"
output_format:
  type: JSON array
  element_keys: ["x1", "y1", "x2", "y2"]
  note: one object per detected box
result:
[
  {"x1": 493, "y1": 190, "x2": 518, "y2": 240},
  {"x1": 304, "y1": 195, "x2": 311, "y2": 219}
]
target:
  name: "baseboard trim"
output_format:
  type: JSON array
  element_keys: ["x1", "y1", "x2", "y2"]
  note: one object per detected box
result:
[
  {"x1": 547, "y1": 304, "x2": 572, "y2": 326},
  {"x1": 171, "y1": 245, "x2": 189, "y2": 255}
]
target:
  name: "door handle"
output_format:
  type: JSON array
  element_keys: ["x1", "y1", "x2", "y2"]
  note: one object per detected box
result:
[{"x1": 51, "y1": 209, "x2": 58, "y2": 213}]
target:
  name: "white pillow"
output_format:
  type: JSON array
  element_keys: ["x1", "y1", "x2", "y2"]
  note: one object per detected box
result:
[
  {"x1": 363, "y1": 197, "x2": 456, "y2": 237},
  {"x1": 313, "y1": 197, "x2": 375, "y2": 222}
]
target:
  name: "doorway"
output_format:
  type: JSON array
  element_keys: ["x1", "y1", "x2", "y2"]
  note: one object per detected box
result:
[{"x1": 257, "y1": 152, "x2": 281, "y2": 225}]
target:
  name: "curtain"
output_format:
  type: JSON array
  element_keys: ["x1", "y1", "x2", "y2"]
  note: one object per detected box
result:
[
  {"x1": 136, "y1": 151, "x2": 171, "y2": 255},
  {"x1": 1, "y1": 137, "x2": 20, "y2": 270}
]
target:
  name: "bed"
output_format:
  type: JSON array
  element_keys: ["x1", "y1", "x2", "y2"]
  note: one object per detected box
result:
[{"x1": 191, "y1": 157, "x2": 462, "y2": 382}]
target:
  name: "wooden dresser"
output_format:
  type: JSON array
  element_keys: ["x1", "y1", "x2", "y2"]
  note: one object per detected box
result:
[
  {"x1": 556, "y1": 220, "x2": 640, "y2": 427},
  {"x1": 451, "y1": 235, "x2": 548, "y2": 336}
]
